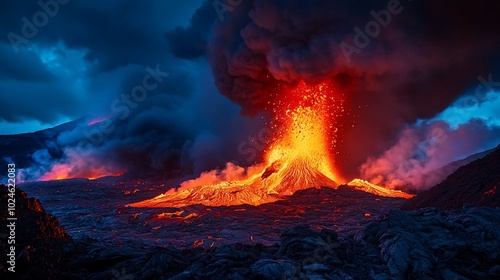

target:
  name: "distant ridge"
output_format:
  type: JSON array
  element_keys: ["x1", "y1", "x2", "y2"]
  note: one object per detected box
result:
[
  {"x1": 420, "y1": 145, "x2": 500, "y2": 188},
  {"x1": 403, "y1": 144, "x2": 500, "y2": 210},
  {"x1": 0, "y1": 118, "x2": 83, "y2": 169}
]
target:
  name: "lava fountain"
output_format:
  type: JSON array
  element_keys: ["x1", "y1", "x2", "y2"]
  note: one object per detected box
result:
[{"x1": 130, "y1": 82, "x2": 412, "y2": 208}]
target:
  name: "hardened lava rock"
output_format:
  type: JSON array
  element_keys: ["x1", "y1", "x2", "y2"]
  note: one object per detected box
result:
[
  {"x1": 0, "y1": 185, "x2": 71, "y2": 279},
  {"x1": 4, "y1": 185, "x2": 500, "y2": 280}
]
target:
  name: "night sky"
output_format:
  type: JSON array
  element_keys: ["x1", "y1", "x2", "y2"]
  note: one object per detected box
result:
[{"x1": 1, "y1": 0, "x2": 499, "y2": 188}]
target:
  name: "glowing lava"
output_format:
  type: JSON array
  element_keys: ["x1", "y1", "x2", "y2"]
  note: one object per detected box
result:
[
  {"x1": 347, "y1": 179, "x2": 414, "y2": 199},
  {"x1": 38, "y1": 151, "x2": 124, "y2": 182},
  {"x1": 39, "y1": 166, "x2": 123, "y2": 181},
  {"x1": 130, "y1": 82, "x2": 412, "y2": 208}
]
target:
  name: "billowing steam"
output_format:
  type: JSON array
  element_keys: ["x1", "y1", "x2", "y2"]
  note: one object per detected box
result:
[{"x1": 360, "y1": 120, "x2": 500, "y2": 191}]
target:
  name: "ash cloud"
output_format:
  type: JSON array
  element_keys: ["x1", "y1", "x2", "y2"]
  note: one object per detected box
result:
[
  {"x1": 165, "y1": 0, "x2": 218, "y2": 59},
  {"x1": 180, "y1": 0, "x2": 500, "y2": 185}
]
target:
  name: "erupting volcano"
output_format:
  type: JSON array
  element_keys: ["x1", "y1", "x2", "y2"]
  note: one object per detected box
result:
[
  {"x1": 4, "y1": 1, "x2": 500, "y2": 278},
  {"x1": 131, "y1": 82, "x2": 412, "y2": 208}
]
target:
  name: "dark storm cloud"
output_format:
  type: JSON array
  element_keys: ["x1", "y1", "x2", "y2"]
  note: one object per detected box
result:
[
  {"x1": 0, "y1": 42, "x2": 54, "y2": 81},
  {"x1": 0, "y1": 42, "x2": 84, "y2": 123},
  {"x1": 0, "y1": 78, "x2": 80, "y2": 123},
  {"x1": 40, "y1": 60, "x2": 260, "y2": 180},
  {"x1": 19, "y1": 75, "x2": 263, "y2": 181},
  {"x1": 0, "y1": 0, "x2": 204, "y2": 123},
  {"x1": 1, "y1": 0, "x2": 266, "y2": 180},
  {"x1": 196, "y1": 0, "x2": 500, "y2": 180},
  {"x1": 1, "y1": 0, "x2": 202, "y2": 70},
  {"x1": 165, "y1": 0, "x2": 218, "y2": 59}
]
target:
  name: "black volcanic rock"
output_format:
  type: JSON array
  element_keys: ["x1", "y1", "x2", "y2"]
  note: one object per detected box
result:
[
  {"x1": 403, "y1": 145, "x2": 500, "y2": 210},
  {"x1": 356, "y1": 207, "x2": 500, "y2": 280},
  {"x1": 63, "y1": 208, "x2": 500, "y2": 280},
  {"x1": 2, "y1": 185, "x2": 500, "y2": 279},
  {"x1": 0, "y1": 185, "x2": 71, "y2": 279}
]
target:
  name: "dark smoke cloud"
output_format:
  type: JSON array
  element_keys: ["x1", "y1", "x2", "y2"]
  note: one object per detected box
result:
[
  {"x1": 0, "y1": 0, "x2": 204, "y2": 125},
  {"x1": 165, "y1": 0, "x2": 218, "y2": 59},
  {"x1": 188, "y1": 0, "x2": 500, "y2": 181},
  {"x1": 0, "y1": 0, "x2": 265, "y2": 181},
  {"x1": 18, "y1": 73, "x2": 265, "y2": 181}
]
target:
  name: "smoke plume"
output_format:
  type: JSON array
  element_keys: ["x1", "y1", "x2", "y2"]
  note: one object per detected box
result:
[{"x1": 199, "y1": 0, "x2": 500, "y2": 185}]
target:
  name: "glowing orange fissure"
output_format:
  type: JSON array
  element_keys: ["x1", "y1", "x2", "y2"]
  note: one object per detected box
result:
[{"x1": 130, "y1": 82, "x2": 412, "y2": 208}]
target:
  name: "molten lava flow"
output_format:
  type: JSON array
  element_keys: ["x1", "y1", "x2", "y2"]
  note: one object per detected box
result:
[
  {"x1": 347, "y1": 179, "x2": 414, "y2": 199},
  {"x1": 130, "y1": 82, "x2": 412, "y2": 208}
]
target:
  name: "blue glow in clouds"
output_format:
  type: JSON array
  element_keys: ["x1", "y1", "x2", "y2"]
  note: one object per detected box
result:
[
  {"x1": 431, "y1": 91, "x2": 500, "y2": 129},
  {"x1": 362, "y1": 87, "x2": 500, "y2": 190}
]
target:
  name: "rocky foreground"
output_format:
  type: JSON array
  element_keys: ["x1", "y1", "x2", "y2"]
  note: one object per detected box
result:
[
  {"x1": 0, "y1": 186, "x2": 71, "y2": 279},
  {"x1": 2, "y1": 186, "x2": 500, "y2": 280}
]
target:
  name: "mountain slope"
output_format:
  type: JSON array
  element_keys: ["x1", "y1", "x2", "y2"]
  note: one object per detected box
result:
[
  {"x1": 403, "y1": 145, "x2": 500, "y2": 210},
  {"x1": 0, "y1": 118, "x2": 82, "y2": 168},
  {"x1": 421, "y1": 145, "x2": 500, "y2": 188}
]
